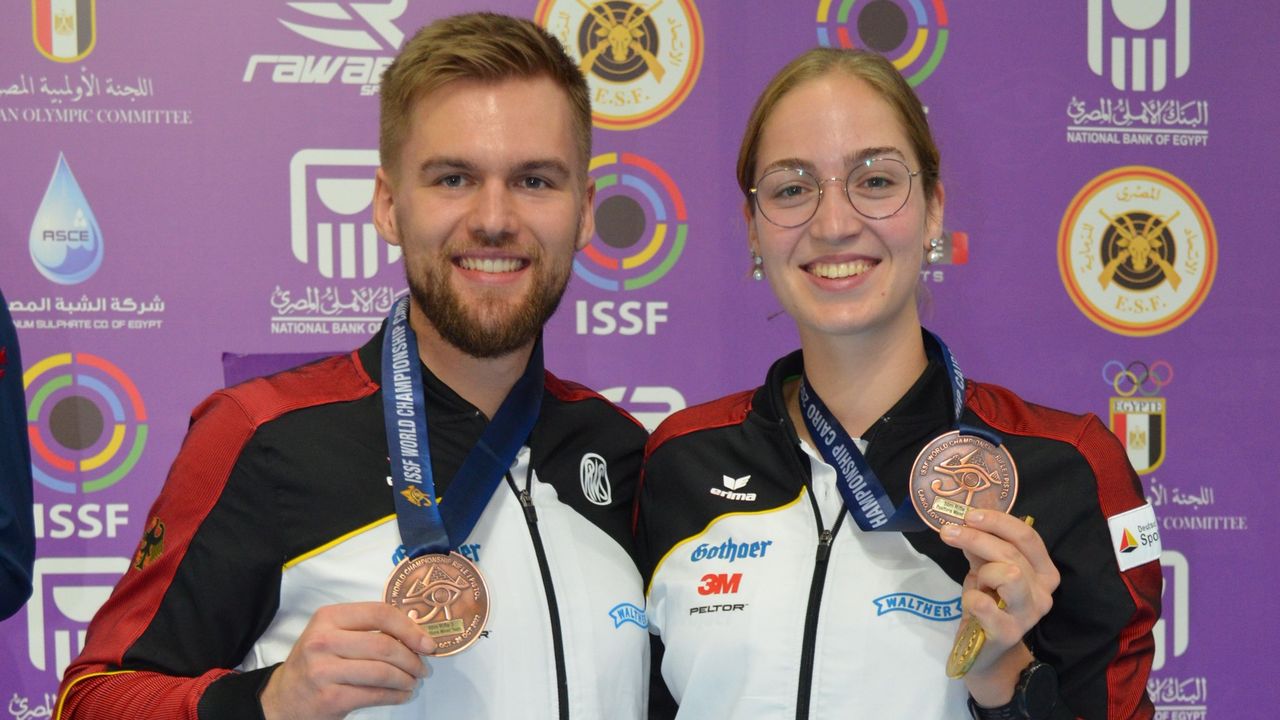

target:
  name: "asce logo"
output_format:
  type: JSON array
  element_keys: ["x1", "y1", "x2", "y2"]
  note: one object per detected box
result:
[
  {"x1": 289, "y1": 149, "x2": 401, "y2": 279},
  {"x1": 1088, "y1": 0, "x2": 1190, "y2": 91}
]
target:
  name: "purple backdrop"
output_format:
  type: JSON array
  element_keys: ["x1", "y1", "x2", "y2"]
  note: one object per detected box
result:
[{"x1": 3, "y1": 2, "x2": 1276, "y2": 717}]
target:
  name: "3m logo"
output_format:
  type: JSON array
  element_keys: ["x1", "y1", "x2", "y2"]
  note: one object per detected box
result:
[{"x1": 697, "y1": 572, "x2": 742, "y2": 596}]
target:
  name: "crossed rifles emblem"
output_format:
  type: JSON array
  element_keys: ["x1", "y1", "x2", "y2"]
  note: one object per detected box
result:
[
  {"x1": 578, "y1": 0, "x2": 667, "y2": 82},
  {"x1": 1097, "y1": 209, "x2": 1182, "y2": 291}
]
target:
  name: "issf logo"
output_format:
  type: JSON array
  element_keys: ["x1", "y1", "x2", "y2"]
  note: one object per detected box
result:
[
  {"x1": 815, "y1": 0, "x2": 949, "y2": 86},
  {"x1": 574, "y1": 152, "x2": 687, "y2": 336},
  {"x1": 25, "y1": 352, "x2": 147, "y2": 494}
]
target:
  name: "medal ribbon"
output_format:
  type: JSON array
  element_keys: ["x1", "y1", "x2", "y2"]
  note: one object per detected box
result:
[
  {"x1": 380, "y1": 296, "x2": 543, "y2": 557},
  {"x1": 798, "y1": 331, "x2": 1003, "y2": 532}
]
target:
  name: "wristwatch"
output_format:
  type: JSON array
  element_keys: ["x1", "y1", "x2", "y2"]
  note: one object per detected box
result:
[{"x1": 966, "y1": 661, "x2": 1059, "y2": 720}]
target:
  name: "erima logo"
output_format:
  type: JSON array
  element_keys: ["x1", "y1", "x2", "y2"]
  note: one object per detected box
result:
[
  {"x1": 580, "y1": 452, "x2": 611, "y2": 506},
  {"x1": 710, "y1": 474, "x2": 756, "y2": 502}
]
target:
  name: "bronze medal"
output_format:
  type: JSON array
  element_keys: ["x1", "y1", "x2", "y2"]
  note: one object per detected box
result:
[
  {"x1": 384, "y1": 552, "x2": 489, "y2": 656},
  {"x1": 909, "y1": 430, "x2": 1018, "y2": 532}
]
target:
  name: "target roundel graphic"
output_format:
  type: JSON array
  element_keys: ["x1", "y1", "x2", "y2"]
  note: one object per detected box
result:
[
  {"x1": 575, "y1": 152, "x2": 688, "y2": 292},
  {"x1": 24, "y1": 352, "x2": 148, "y2": 494},
  {"x1": 816, "y1": 0, "x2": 949, "y2": 86}
]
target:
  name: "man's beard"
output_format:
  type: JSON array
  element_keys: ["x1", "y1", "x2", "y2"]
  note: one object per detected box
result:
[{"x1": 405, "y1": 236, "x2": 575, "y2": 360}]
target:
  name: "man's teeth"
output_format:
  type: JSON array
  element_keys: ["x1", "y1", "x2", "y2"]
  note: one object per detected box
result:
[
  {"x1": 809, "y1": 260, "x2": 872, "y2": 279},
  {"x1": 459, "y1": 257, "x2": 522, "y2": 273}
]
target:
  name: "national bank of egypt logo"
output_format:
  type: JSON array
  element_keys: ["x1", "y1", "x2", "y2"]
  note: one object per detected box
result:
[{"x1": 290, "y1": 149, "x2": 401, "y2": 279}]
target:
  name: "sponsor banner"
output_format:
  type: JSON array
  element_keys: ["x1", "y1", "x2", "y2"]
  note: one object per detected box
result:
[
  {"x1": 536, "y1": 0, "x2": 704, "y2": 130},
  {"x1": 1059, "y1": 166, "x2": 1216, "y2": 336}
]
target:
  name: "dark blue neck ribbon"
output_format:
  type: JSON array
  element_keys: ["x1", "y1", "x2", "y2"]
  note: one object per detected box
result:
[
  {"x1": 797, "y1": 330, "x2": 1003, "y2": 532},
  {"x1": 380, "y1": 296, "x2": 543, "y2": 557}
]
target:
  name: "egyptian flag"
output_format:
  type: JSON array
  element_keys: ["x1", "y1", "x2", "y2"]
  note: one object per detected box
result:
[
  {"x1": 0, "y1": 288, "x2": 35, "y2": 620},
  {"x1": 33, "y1": 0, "x2": 95, "y2": 63}
]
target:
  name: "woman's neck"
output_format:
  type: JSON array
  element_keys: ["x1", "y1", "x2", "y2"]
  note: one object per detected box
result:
[{"x1": 786, "y1": 324, "x2": 928, "y2": 445}]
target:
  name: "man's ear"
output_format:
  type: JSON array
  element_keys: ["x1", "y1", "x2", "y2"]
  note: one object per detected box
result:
[
  {"x1": 575, "y1": 180, "x2": 596, "y2": 251},
  {"x1": 373, "y1": 166, "x2": 401, "y2": 246}
]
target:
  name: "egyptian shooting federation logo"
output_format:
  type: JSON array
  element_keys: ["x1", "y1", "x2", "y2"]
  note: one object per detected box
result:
[
  {"x1": 1104, "y1": 359, "x2": 1170, "y2": 475},
  {"x1": 575, "y1": 152, "x2": 688, "y2": 291},
  {"x1": 536, "y1": 0, "x2": 703, "y2": 130},
  {"x1": 25, "y1": 352, "x2": 148, "y2": 494},
  {"x1": 1059, "y1": 166, "x2": 1215, "y2": 336},
  {"x1": 32, "y1": 0, "x2": 96, "y2": 63},
  {"x1": 816, "y1": 0, "x2": 949, "y2": 86}
]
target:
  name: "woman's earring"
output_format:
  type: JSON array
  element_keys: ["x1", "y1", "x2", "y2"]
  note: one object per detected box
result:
[
  {"x1": 751, "y1": 252, "x2": 764, "y2": 281},
  {"x1": 926, "y1": 236, "x2": 945, "y2": 265}
]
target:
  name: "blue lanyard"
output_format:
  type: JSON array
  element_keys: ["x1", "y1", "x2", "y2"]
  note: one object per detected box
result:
[
  {"x1": 798, "y1": 331, "x2": 1003, "y2": 532},
  {"x1": 380, "y1": 296, "x2": 543, "y2": 557}
]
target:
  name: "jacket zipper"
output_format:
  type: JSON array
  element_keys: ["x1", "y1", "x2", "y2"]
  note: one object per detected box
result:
[
  {"x1": 795, "y1": 525, "x2": 835, "y2": 719},
  {"x1": 512, "y1": 473, "x2": 570, "y2": 719},
  {"x1": 781, "y1": 415, "x2": 845, "y2": 719}
]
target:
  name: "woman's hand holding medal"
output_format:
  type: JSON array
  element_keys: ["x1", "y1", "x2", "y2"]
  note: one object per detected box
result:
[
  {"x1": 939, "y1": 511, "x2": 1061, "y2": 707},
  {"x1": 259, "y1": 601, "x2": 436, "y2": 720}
]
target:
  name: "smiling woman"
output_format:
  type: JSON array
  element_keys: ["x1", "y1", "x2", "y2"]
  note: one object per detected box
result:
[{"x1": 637, "y1": 47, "x2": 1162, "y2": 720}]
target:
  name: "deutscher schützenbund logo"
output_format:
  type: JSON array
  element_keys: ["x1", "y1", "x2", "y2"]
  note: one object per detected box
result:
[{"x1": 1058, "y1": 166, "x2": 1215, "y2": 336}]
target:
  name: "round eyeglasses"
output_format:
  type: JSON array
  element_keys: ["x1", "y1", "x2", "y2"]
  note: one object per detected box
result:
[{"x1": 749, "y1": 157, "x2": 920, "y2": 228}]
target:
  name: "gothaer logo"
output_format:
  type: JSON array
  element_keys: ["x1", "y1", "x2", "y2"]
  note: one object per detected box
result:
[{"x1": 536, "y1": 0, "x2": 704, "y2": 130}]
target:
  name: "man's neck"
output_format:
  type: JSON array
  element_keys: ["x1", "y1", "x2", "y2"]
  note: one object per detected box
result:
[{"x1": 409, "y1": 304, "x2": 534, "y2": 419}]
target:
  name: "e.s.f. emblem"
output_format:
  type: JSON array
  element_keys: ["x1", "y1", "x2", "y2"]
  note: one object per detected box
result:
[
  {"x1": 1059, "y1": 166, "x2": 1216, "y2": 336},
  {"x1": 536, "y1": 0, "x2": 703, "y2": 130}
]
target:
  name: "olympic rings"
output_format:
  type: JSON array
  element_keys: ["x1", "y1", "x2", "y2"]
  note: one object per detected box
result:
[{"x1": 1101, "y1": 360, "x2": 1173, "y2": 397}]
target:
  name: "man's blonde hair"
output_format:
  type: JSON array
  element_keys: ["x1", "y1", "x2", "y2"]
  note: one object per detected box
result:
[{"x1": 379, "y1": 12, "x2": 592, "y2": 175}]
